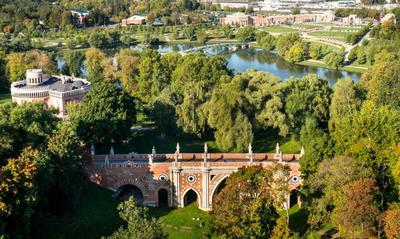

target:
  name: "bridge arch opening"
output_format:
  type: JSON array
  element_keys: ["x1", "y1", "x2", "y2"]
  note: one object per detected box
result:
[
  {"x1": 211, "y1": 176, "x2": 228, "y2": 205},
  {"x1": 158, "y1": 188, "x2": 168, "y2": 207},
  {"x1": 183, "y1": 189, "x2": 199, "y2": 207},
  {"x1": 289, "y1": 189, "x2": 300, "y2": 208},
  {"x1": 116, "y1": 184, "x2": 144, "y2": 204}
]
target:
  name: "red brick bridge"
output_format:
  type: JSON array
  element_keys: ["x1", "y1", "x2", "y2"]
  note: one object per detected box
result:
[{"x1": 85, "y1": 143, "x2": 303, "y2": 211}]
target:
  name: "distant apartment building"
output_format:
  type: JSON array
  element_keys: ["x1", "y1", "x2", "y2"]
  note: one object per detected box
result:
[
  {"x1": 220, "y1": 11, "x2": 335, "y2": 26},
  {"x1": 220, "y1": 12, "x2": 252, "y2": 26},
  {"x1": 121, "y1": 15, "x2": 147, "y2": 26},
  {"x1": 11, "y1": 69, "x2": 90, "y2": 117},
  {"x1": 70, "y1": 9, "x2": 90, "y2": 26},
  {"x1": 342, "y1": 14, "x2": 363, "y2": 25}
]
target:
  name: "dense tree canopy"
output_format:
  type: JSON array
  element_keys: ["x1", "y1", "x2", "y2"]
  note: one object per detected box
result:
[
  {"x1": 212, "y1": 166, "x2": 279, "y2": 239},
  {"x1": 106, "y1": 197, "x2": 168, "y2": 239},
  {"x1": 69, "y1": 76, "x2": 136, "y2": 145}
]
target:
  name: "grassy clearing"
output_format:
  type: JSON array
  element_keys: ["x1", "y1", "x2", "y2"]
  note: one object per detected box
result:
[
  {"x1": 96, "y1": 129, "x2": 301, "y2": 155},
  {"x1": 0, "y1": 93, "x2": 11, "y2": 104},
  {"x1": 299, "y1": 60, "x2": 367, "y2": 74},
  {"x1": 150, "y1": 203, "x2": 213, "y2": 239},
  {"x1": 308, "y1": 31, "x2": 352, "y2": 40},
  {"x1": 36, "y1": 182, "x2": 123, "y2": 239},
  {"x1": 260, "y1": 25, "x2": 298, "y2": 33}
]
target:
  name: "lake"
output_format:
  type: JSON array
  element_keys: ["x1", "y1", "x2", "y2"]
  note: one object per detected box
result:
[{"x1": 57, "y1": 44, "x2": 362, "y2": 86}]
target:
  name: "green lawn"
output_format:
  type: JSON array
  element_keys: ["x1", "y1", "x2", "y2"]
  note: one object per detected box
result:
[
  {"x1": 149, "y1": 203, "x2": 213, "y2": 239},
  {"x1": 260, "y1": 25, "x2": 298, "y2": 33},
  {"x1": 308, "y1": 31, "x2": 352, "y2": 40},
  {"x1": 0, "y1": 93, "x2": 11, "y2": 104}
]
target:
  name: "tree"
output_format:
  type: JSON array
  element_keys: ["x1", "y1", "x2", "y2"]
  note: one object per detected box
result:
[
  {"x1": 135, "y1": 49, "x2": 162, "y2": 111},
  {"x1": 42, "y1": 122, "x2": 83, "y2": 213},
  {"x1": 171, "y1": 53, "x2": 231, "y2": 136},
  {"x1": 243, "y1": 70, "x2": 288, "y2": 136},
  {"x1": 151, "y1": 89, "x2": 177, "y2": 138},
  {"x1": 61, "y1": 50, "x2": 84, "y2": 77},
  {"x1": 0, "y1": 149, "x2": 39, "y2": 238},
  {"x1": 324, "y1": 50, "x2": 344, "y2": 70},
  {"x1": 0, "y1": 102, "x2": 59, "y2": 159},
  {"x1": 299, "y1": 117, "x2": 333, "y2": 178},
  {"x1": 183, "y1": 26, "x2": 196, "y2": 41},
  {"x1": 309, "y1": 45, "x2": 322, "y2": 60},
  {"x1": 236, "y1": 26, "x2": 256, "y2": 42},
  {"x1": 196, "y1": 28, "x2": 208, "y2": 44},
  {"x1": 356, "y1": 47, "x2": 366, "y2": 64},
  {"x1": 256, "y1": 32, "x2": 276, "y2": 52},
  {"x1": 333, "y1": 178, "x2": 380, "y2": 238},
  {"x1": 360, "y1": 61, "x2": 400, "y2": 109},
  {"x1": 275, "y1": 33, "x2": 301, "y2": 57},
  {"x1": 331, "y1": 101, "x2": 400, "y2": 209},
  {"x1": 211, "y1": 166, "x2": 279, "y2": 239},
  {"x1": 291, "y1": 6, "x2": 301, "y2": 15},
  {"x1": 69, "y1": 75, "x2": 136, "y2": 145},
  {"x1": 270, "y1": 217, "x2": 298, "y2": 239},
  {"x1": 329, "y1": 78, "x2": 359, "y2": 131},
  {"x1": 0, "y1": 52, "x2": 7, "y2": 92},
  {"x1": 347, "y1": 46, "x2": 358, "y2": 63},
  {"x1": 383, "y1": 206, "x2": 400, "y2": 239},
  {"x1": 207, "y1": 80, "x2": 253, "y2": 151},
  {"x1": 105, "y1": 197, "x2": 168, "y2": 239},
  {"x1": 177, "y1": 0, "x2": 199, "y2": 11},
  {"x1": 221, "y1": 24, "x2": 234, "y2": 39},
  {"x1": 115, "y1": 48, "x2": 141, "y2": 94},
  {"x1": 84, "y1": 48, "x2": 115, "y2": 83},
  {"x1": 285, "y1": 41, "x2": 308, "y2": 63},
  {"x1": 305, "y1": 156, "x2": 371, "y2": 228},
  {"x1": 7, "y1": 50, "x2": 57, "y2": 82},
  {"x1": 374, "y1": 49, "x2": 397, "y2": 64},
  {"x1": 283, "y1": 74, "x2": 331, "y2": 135}
]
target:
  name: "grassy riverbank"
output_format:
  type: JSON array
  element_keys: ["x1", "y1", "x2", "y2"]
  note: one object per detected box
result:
[{"x1": 299, "y1": 60, "x2": 368, "y2": 74}]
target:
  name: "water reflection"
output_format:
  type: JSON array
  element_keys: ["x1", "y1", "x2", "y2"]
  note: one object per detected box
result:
[
  {"x1": 222, "y1": 48, "x2": 361, "y2": 86},
  {"x1": 56, "y1": 44, "x2": 361, "y2": 86}
]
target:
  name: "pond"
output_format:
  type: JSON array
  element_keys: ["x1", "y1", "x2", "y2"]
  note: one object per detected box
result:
[{"x1": 57, "y1": 43, "x2": 362, "y2": 86}]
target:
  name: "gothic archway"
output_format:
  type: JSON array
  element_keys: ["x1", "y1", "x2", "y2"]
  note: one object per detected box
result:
[
  {"x1": 116, "y1": 184, "x2": 144, "y2": 204},
  {"x1": 289, "y1": 189, "x2": 299, "y2": 208},
  {"x1": 210, "y1": 176, "x2": 229, "y2": 206},
  {"x1": 158, "y1": 188, "x2": 169, "y2": 207},
  {"x1": 182, "y1": 189, "x2": 199, "y2": 207}
]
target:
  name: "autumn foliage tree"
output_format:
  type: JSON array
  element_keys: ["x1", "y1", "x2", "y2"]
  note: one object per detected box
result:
[
  {"x1": 333, "y1": 178, "x2": 380, "y2": 238},
  {"x1": 383, "y1": 206, "x2": 400, "y2": 239},
  {"x1": 211, "y1": 166, "x2": 279, "y2": 239},
  {"x1": 0, "y1": 148, "x2": 39, "y2": 237}
]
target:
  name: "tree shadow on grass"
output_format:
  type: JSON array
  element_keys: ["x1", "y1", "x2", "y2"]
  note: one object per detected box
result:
[{"x1": 289, "y1": 206, "x2": 309, "y2": 236}]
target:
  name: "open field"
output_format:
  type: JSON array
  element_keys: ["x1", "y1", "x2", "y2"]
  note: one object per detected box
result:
[
  {"x1": 0, "y1": 93, "x2": 11, "y2": 104},
  {"x1": 260, "y1": 25, "x2": 298, "y2": 33},
  {"x1": 149, "y1": 203, "x2": 213, "y2": 239},
  {"x1": 308, "y1": 31, "x2": 353, "y2": 40}
]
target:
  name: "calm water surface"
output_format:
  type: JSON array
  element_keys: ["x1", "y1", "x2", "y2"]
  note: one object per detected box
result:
[{"x1": 57, "y1": 44, "x2": 362, "y2": 86}]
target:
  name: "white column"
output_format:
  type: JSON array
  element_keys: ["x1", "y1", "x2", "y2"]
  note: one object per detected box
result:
[
  {"x1": 172, "y1": 166, "x2": 182, "y2": 207},
  {"x1": 201, "y1": 167, "x2": 211, "y2": 210}
]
